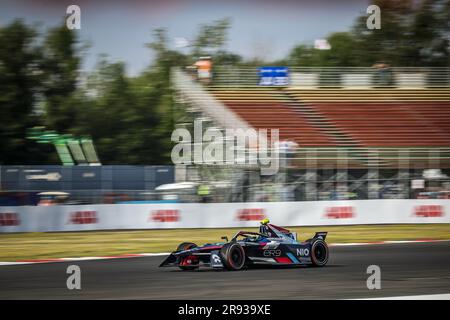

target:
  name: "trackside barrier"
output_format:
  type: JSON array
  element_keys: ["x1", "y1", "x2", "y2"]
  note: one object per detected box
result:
[{"x1": 0, "y1": 200, "x2": 449, "y2": 233}]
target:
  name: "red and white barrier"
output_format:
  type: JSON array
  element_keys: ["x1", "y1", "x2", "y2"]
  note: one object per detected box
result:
[{"x1": 0, "y1": 199, "x2": 449, "y2": 233}]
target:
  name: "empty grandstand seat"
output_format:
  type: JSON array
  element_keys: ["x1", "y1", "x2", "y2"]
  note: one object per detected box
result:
[
  {"x1": 210, "y1": 88, "x2": 450, "y2": 148},
  {"x1": 285, "y1": 89, "x2": 450, "y2": 147}
]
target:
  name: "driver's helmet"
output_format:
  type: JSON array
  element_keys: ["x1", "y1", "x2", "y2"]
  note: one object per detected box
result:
[{"x1": 259, "y1": 218, "x2": 271, "y2": 236}]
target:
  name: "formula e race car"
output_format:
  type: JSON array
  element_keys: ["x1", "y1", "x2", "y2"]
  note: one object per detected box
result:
[{"x1": 159, "y1": 219, "x2": 329, "y2": 271}]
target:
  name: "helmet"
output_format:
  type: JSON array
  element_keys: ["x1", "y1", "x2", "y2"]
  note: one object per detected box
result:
[{"x1": 259, "y1": 218, "x2": 271, "y2": 236}]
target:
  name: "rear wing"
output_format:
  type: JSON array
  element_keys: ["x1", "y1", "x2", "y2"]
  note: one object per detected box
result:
[{"x1": 313, "y1": 232, "x2": 327, "y2": 241}]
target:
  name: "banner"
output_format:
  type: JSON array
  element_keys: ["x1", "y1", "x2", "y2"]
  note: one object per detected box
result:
[
  {"x1": 0, "y1": 199, "x2": 449, "y2": 233},
  {"x1": 258, "y1": 67, "x2": 289, "y2": 86}
]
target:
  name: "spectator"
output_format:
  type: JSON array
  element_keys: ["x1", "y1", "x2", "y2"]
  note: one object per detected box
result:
[
  {"x1": 194, "y1": 56, "x2": 213, "y2": 85},
  {"x1": 197, "y1": 184, "x2": 211, "y2": 203},
  {"x1": 372, "y1": 61, "x2": 391, "y2": 86}
]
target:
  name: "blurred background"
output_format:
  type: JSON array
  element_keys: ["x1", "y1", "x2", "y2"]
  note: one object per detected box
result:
[
  {"x1": 0, "y1": 0, "x2": 449, "y2": 206},
  {"x1": 1, "y1": 1, "x2": 450, "y2": 302}
]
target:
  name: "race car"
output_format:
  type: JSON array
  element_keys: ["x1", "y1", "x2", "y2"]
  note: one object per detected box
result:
[{"x1": 159, "y1": 219, "x2": 329, "y2": 271}]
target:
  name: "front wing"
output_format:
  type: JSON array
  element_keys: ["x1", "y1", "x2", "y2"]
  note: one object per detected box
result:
[{"x1": 159, "y1": 248, "x2": 225, "y2": 269}]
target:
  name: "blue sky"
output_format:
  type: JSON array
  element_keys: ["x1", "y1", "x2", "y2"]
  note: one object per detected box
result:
[{"x1": 0, "y1": 0, "x2": 370, "y2": 75}]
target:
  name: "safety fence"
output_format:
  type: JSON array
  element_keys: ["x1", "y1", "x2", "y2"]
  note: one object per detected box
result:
[{"x1": 212, "y1": 67, "x2": 450, "y2": 88}]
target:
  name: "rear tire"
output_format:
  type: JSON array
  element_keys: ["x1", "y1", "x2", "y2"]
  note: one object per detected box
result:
[
  {"x1": 220, "y1": 243, "x2": 246, "y2": 271},
  {"x1": 310, "y1": 239, "x2": 329, "y2": 267},
  {"x1": 177, "y1": 242, "x2": 198, "y2": 271}
]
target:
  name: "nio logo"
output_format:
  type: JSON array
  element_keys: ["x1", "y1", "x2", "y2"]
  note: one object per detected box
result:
[
  {"x1": 296, "y1": 248, "x2": 309, "y2": 257},
  {"x1": 263, "y1": 249, "x2": 281, "y2": 257}
]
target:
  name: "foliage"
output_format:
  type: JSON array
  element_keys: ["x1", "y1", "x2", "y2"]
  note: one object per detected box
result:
[
  {"x1": 192, "y1": 18, "x2": 231, "y2": 57},
  {"x1": 0, "y1": 2, "x2": 449, "y2": 164},
  {"x1": 288, "y1": 0, "x2": 450, "y2": 67}
]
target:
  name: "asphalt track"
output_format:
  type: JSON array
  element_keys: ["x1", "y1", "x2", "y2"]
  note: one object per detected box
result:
[{"x1": 0, "y1": 242, "x2": 449, "y2": 299}]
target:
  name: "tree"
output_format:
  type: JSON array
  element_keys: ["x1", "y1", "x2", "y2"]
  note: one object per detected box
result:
[
  {"x1": 323, "y1": 33, "x2": 358, "y2": 67},
  {"x1": 408, "y1": 0, "x2": 450, "y2": 67},
  {"x1": 288, "y1": 33, "x2": 357, "y2": 67},
  {"x1": 352, "y1": 0, "x2": 449, "y2": 66},
  {"x1": 40, "y1": 23, "x2": 81, "y2": 132},
  {"x1": 77, "y1": 58, "x2": 137, "y2": 163},
  {"x1": 287, "y1": 0, "x2": 449, "y2": 68},
  {"x1": 287, "y1": 44, "x2": 318, "y2": 66},
  {"x1": 0, "y1": 20, "x2": 49, "y2": 164},
  {"x1": 212, "y1": 50, "x2": 242, "y2": 66},
  {"x1": 192, "y1": 18, "x2": 231, "y2": 57}
]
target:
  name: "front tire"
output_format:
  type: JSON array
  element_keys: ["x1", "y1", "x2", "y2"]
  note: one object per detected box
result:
[
  {"x1": 310, "y1": 239, "x2": 329, "y2": 267},
  {"x1": 177, "y1": 242, "x2": 198, "y2": 270},
  {"x1": 220, "y1": 243, "x2": 246, "y2": 271}
]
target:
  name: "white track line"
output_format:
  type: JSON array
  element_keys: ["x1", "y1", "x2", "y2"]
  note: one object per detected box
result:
[
  {"x1": 354, "y1": 293, "x2": 450, "y2": 300},
  {"x1": 1, "y1": 239, "x2": 449, "y2": 266}
]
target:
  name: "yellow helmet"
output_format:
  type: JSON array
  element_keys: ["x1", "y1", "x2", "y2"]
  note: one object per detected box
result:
[{"x1": 260, "y1": 218, "x2": 270, "y2": 225}]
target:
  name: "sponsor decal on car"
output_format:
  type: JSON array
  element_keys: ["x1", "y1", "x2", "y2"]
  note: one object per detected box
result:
[
  {"x1": 151, "y1": 209, "x2": 180, "y2": 222},
  {"x1": 210, "y1": 253, "x2": 224, "y2": 268},
  {"x1": 324, "y1": 206, "x2": 355, "y2": 219},
  {"x1": 296, "y1": 248, "x2": 310, "y2": 257},
  {"x1": 0, "y1": 213, "x2": 20, "y2": 226},
  {"x1": 413, "y1": 205, "x2": 444, "y2": 217},
  {"x1": 263, "y1": 249, "x2": 282, "y2": 257},
  {"x1": 260, "y1": 241, "x2": 280, "y2": 250},
  {"x1": 236, "y1": 208, "x2": 265, "y2": 221},
  {"x1": 69, "y1": 211, "x2": 98, "y2": 224}
]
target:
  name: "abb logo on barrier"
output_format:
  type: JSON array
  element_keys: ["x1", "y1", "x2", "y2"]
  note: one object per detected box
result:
[
  {"x1": 236, "y1": 208, "x2": 266, "y2": 221},
  {"x1": 413, "y1": 205, "x2": 444, "y2": 218},
  {"x1": 324, "y1": 206, "x2": 355, "y2": 219},
  {"x1": 0, "y1": 213, "x2": 21, "y2": 226},
  {"x1": 151, "y1": 210, "x2": 180, "y2": 222},
  {"x1": 69, "y1": 211, "x2": 98, "y2": 224}
]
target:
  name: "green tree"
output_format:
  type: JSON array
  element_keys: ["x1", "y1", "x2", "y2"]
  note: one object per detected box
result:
[
  {"x1": 287, "y1": 0, "x2": 449, "y2": 68},
  {"x1": 212, "y1": 50, "x2": 242, "y2": 66},
  {"x1": 146, "y1": 28, "x2": 188, "y2": 78},
  {"x1": 352, "y1": 0, "x2": 449, "y2": 66},
  {"x1": 192, "y1": 18, "x2": 231, "y2": 57},
  {"x1": 40, "y1": 23, "x2": 81, "y2": 132},
  {"x1": 0, "y1": 20, "x2": 49, "y2": 164},
  {"x1": 288, "y1": 33, "x2": 357, "y2": 67},
  {"x1": 77, "y1": 58, "x2": 136, "y2": 163},
  {"x1": 408, "y1": 0, "x2": 450, "y2": 67},
  {"x1": 287, "y1": 44, "x2": 318, "y2": 66}
]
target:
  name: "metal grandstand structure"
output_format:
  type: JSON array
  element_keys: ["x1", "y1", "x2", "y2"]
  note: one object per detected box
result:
[
  {"x1": 212, "y1": 67, "x2": 450, "y2": 88},
  {"x1": 172, "y1": 67, "x2": 450, "y2": 201}
]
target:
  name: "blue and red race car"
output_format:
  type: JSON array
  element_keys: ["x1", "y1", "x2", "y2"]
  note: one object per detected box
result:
[{"x1": 159, "y1": 219, "x2": 329, "y2": 271}]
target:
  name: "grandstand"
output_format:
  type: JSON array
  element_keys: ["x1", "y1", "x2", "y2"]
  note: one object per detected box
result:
[{"x1": 172, "y1": 67, "x2": 450, "y2": 201}]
